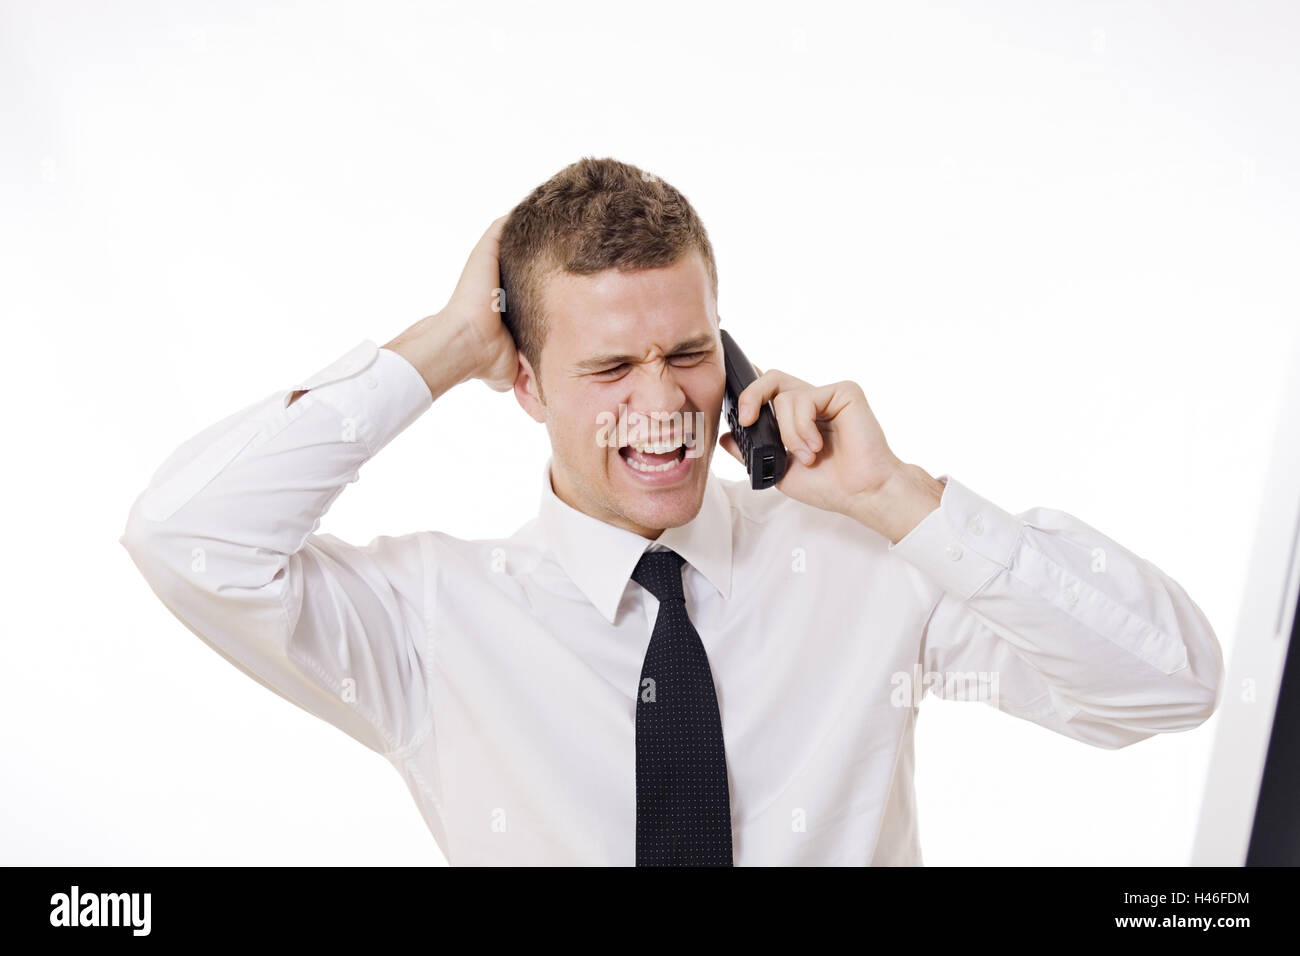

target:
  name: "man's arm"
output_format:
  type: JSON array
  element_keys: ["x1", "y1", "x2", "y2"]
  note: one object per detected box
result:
[
  {"x1": 721, "y1": 366, "x2": 1223, "y2": 748},
  {"x1": 119, "y1": 217, "x2": 517, "y2": 757},
  {"x1": 120, "y1": 340, "x2": 441, "y2": 755},
  {"x1": 886, "y1": 475, "x2": 1225, "y2": 748}
]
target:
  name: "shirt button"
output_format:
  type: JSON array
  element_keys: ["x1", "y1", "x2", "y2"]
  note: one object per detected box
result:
[
  {"x1": 945, "y1": 543, "x2": 964, "y2": 561},
  {"x1": 1064, "y1": 584, "x2": 1080, "y2": 605},
  {"x1": 967, "y1": 514, "x2": 984, "y2": 536},
  {"x1": 363, "y1": 374, "x2": 377, "y2": 389}
]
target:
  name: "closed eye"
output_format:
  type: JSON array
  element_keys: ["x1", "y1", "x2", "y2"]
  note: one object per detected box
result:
[
  {"x1": 669, "y1": 351, "x2": 711, "y2": 365},
  {"x1": 591, "y1": 352, "x2": 712, "y2": 378}
]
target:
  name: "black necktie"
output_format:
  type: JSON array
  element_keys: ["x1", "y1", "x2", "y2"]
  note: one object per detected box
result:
[{"x1": 631, "y1": 548, "x2": 733, "y2": 866}]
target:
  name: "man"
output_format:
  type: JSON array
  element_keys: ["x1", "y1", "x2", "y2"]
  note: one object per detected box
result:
[{"x1": 120, "y1": 156, "x2": 1225, "y2": 866}]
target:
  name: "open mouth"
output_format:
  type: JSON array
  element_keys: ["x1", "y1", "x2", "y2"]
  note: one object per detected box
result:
[
  {"x1": 621, "y1": 442, "x2": 691, "y2": 470},
  {"x1": 619, "y1": 440, "x2": 689, "y2": 473}
]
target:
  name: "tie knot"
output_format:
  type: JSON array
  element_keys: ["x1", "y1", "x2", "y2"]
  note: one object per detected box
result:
[{"x1": 631, "y1": 549, "x2": 687, "y2": 604}]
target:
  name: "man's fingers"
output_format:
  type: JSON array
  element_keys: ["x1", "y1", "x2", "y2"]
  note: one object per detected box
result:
[
  {"x1": 737, "y1": 368, "x2": 812, "y2": 426},
  {"x1": 770, "y1": 394, "x2": 808, "y2": 464},
  {"x1": 737, "y1": 370, "x2": 780, "y2": 425},
  {"x1": 788, "y1": 392, "x2": 824, "y2": 454}
]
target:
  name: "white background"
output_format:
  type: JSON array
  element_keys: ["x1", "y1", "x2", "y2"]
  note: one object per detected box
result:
[{"x1": 2, "y1": 0, "x2": 1296, "y2": 865}]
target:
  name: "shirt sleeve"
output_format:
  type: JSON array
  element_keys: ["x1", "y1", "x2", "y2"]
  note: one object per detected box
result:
[
  {"x1": 889, "y1": 475, "x2": 1226, "y2": 749},
  {"x1": 119, "y1": 340, "x2": 436, "y2": 757}
]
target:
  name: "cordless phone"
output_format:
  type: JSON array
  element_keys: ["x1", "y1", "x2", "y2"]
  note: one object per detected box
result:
[{"x1": 721, "y1": 329, "x2": 787, "y2": 490}]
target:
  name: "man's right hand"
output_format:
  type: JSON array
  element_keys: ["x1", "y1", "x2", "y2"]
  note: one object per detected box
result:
[
  {"x1": 439, "y1": 215, "x2": 520, "y2": 394},
  {"x1": 380, "y1": 215, "x2": 522, "y2": 400}
]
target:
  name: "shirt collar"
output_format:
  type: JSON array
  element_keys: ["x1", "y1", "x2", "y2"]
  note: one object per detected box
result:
[{"x1": 536, "y1": 455, "x2": 734, "y2": 624}]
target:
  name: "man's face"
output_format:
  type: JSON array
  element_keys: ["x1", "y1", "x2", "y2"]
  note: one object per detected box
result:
[{"x1": 514, "y1": 249, "x2": 725, "y2": 539}]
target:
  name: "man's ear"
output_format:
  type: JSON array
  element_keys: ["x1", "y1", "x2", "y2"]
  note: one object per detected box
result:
[{"x1": 514, "y1": 353, "x2": 546, "y2": 423}]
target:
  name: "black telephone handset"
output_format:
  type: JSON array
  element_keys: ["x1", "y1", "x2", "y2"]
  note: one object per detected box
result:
[{"x1": 721, "y1": 329, "x2": 787, "y2": 490}]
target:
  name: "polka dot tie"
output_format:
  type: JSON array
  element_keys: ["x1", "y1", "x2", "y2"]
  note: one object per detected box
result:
[{"x1": 631, "y1": 548, "x2": 734, "y2": 866}]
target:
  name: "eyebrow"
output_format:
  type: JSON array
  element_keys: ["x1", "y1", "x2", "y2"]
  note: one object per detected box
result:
[{"x1": 575, "y1": 334, "x2": 717, "y2": 373}]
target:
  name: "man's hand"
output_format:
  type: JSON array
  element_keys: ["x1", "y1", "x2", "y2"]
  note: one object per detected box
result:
[
  {"x1": 437, "y1": 215, "x2": 520, "y2": 393},
  {"x1": 383, "y1": 215, "x2": 520, "y2": 399},
  {"x1": 718, "y1": 368, "x2": 945, "y2": 544}
]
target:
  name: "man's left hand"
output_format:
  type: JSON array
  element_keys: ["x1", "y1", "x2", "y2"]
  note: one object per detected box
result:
[{"x1": 717, "y1": 368, "x2": 945, "y2": 544}]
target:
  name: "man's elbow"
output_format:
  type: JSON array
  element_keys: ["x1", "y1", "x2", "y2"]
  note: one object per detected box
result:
[
  {"x1": 1191, "y1": 660, "x2": 1226, "y2": 729},
  {"x1": 119, "y1": 498, "x2": 186, "y2": 596},
  {"x1": 1183, "y1": 618, "x2": 1227, "y2": 730},
  {"x1": 1068, "y1": 656, "x2": 1225, "y2": 749},
  {"x1": 119, "y1": 501, "x2": 153, "y2": 571},
  {"x1": 1161, "y1": 649, "x2": 1225, "y2": 734}
]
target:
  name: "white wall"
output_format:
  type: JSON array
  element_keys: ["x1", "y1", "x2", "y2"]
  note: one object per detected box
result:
[{"x1": 2, "y1": 0, "x2": 1296, "y2": 865}]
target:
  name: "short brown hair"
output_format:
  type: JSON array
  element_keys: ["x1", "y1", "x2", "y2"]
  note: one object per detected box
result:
[{"x1": 499, "y1": 157, "x2": 718, "y2": 390}]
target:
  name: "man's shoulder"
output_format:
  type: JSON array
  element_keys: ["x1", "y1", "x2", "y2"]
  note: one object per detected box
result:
[
  {"x1": 416, "y1": 518, "x2": 552, "y2": 579},
  {"x1": 714, "y1": 472, "x2": 790, "y2": 523},
  {"x1": 718, "y1": 473, "x2": 886, "y2": 548},
  {"x1": 307, "y1": 516, "x2": 546, "y2": 577}
]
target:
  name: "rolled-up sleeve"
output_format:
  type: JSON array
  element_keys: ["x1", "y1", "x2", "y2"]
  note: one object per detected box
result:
[
  {"x1": 119, "y1": 341, "x2": 436, "y2": 757},
  {"x1": 889, "y1": 475, "x2": 1225, "y2": 749}
]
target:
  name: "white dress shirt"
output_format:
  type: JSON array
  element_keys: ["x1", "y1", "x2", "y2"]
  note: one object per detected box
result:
[{"x1": 119, "y1": 339, "x2": 1226, "y2": 865}]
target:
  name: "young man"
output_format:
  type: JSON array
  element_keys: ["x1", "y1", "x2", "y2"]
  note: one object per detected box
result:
[{"x1": 121, "y1": 157, "x2": 1224, "y2": 865}]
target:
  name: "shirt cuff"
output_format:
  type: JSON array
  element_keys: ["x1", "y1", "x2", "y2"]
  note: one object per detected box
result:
[
  {"x1": 887, "y1": 475, "x2": 1025, "y2": 601},
  {"x1": 286, "y1": 340, "x2": 433, "y2": 457}
]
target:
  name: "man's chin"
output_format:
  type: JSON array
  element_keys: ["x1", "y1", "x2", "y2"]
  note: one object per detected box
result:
[{"x1": 610, "y1": 467, "x2": 709, "y2": 533}]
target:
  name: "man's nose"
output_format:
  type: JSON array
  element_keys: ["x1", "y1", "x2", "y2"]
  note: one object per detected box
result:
[{"x1": 628, "y1": 363, "x2": 687, "y2": 416}]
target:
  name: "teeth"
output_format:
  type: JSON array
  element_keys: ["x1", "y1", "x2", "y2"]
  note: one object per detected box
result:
[
  {"x1": 624, "y1": 455, "x2": 683, "y2": 473},
  {"x1": 625, "y1": 440, "x2": 684, "y2": 454}
]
